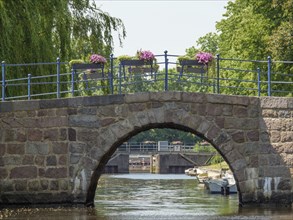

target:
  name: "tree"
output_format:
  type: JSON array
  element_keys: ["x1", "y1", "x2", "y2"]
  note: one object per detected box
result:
[
  {"x1": 213, "y1": 0, "x2": 293, "y2": 96},
  {"x1": 0, "y1": 0, "x2": 126, "y2": 97}
]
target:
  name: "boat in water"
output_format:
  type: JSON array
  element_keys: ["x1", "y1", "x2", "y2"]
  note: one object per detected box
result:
[{"x1": 203, "y1": 174, "x2": 237, "y2": 195}]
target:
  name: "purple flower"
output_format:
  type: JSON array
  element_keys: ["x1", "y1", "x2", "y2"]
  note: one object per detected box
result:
[
  {"x1": 139, "y1": 50, "x2": 155, "y2": 61},
  {"x1": 195, "y1": 52, "x2": 213, "y2": 65},
  {"x1": 89, "y1": 54, "x2": 107, "y2": 64}
]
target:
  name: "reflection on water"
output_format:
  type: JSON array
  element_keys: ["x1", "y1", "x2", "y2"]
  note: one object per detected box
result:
[
  {"x1": 0, "y1": 174, "x2": 292, "y2": 220},
  {"x1": 95, "y1": 173, "x2": 239, "y2": 218}
]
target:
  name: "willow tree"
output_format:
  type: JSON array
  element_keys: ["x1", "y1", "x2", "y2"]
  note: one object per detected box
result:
[{"x1": 0, "y1": 0, "x2": 126, "y2": 98}]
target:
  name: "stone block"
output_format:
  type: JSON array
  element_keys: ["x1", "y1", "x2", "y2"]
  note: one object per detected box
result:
[
  {"x1": 246, "y1": 130, "x2": 259, "y2": 142},
  {"x1": 68, "y1": 128, "x2": 76, "y2": 141},
  {"x1": 50, "y1": 180, "x2": 59, "y2": 190},
  {"x1": 206, "y1": 126, "x2": 221, "y2": 141},
  {"x1": 45, "y1": 168, "x2": 67, "y2": 178},
  {"x1": 59, "y1": 155, "x2": 67, "y2": 165},
  {"x1": 213, "y1": 133, "x2": 231, "y2": 148},
  {"x1": 10, "y1": 166, "x2": 37, "y2": 179},
  {"x1": 69, "y1": 143, "x2": 85, "y2": 154},
  {"x1": 35, "y1": 155, "x2": 45, "y2": 166},
  {"x1": 128, "y1": 103, "x2": 147, "y2": 112},
  {"x1": 277, "y1": 178, "x2": 291, "y2": 190},
  {"x1": 44, "y1": 129, "x2": 59, "y2": 141},
  {"x1": 206, "y1": 103, "x2": 223, "y2": 116},
  {"x1": 260, "y1": 97, "x2": 288, "y2": 109},
  {"x1": 40, "y1": 180, "x2": 49, "y2": 190},
  {"x1": 0, "y1": 168, "x2": 8, "y2": 179},
  {"x1": 40, "y1": 99, "x2": 69, "y2": 109},
  {"x1": 181, "y1": 92, "x2": 205, "y2": 103},
  {"x1": 77, "y1": 107, "x2": 97, "y2": 115},
  {"x1": 233, "y1": 105, "x2": 248, "y2": 117},
  {"x1": 97, "y1": 105, "x2": 116, "y2": 117},
  {"x1": 100, "y1": 118, "x2": 116, "y2": 127},
  {"x1": 281, "y1": 132, "x2": 293, "y2": 142},
  {"x1": 59, "y1": 128, "x2": 67, "y2": 141},
  {"x1": 0, "y1": 101, "x2": 13, "y2": 112},
  {"x1": 225, "y1": 118, "x2": 258, "y2": 130},
  {"x1": 38, "y1": 117, "x2": 68, "y2": 128},
  {"x1": 125, "y1": 93, "x2": 150, "y2": 103},
  {"x1": 231, "y1": 131, "x2": 245, "y2": 143},
  {"x1": 67, "y1": 97, "x2": 83, "y2": 107},
  {"x1": 28, "y1": 180, "x2": 40, "y2": 191},
  {"x1": 232, "y1": 158, "x2": 247, "y2": 171},
  {"x1": 70, "y1": 154, "x2": 82, "y2": 164},
  {"x1": 0, "y1": 144, "x2": 5, "y2": 156},
  {"x1": 46, "y1": 155, "x2": 57, "y2": 166},
  {"x1": 6, "y1": 144, "x2": 25, "y2": 155},
  {"x1": 150, "y1": 91, "x2": 181, "y2": 101},
  {"x1": 151, "y1": 102, "x2": 164, "y2": 109},
  {"x1": 15, "y1": 180, "x2": 27, "y2": 191},
  {"x1": 28, "y1": 129, "x2": 43, "y2": 141},
  {"x1": 15, "y1": 129, "x2": 27, "y2": 142},
  {"x1": 26, "y1": 142, "x2": 49, "y2": 155},
  {"x1": 76, "y1": 128, "x2": 98, "y2": 142},
  {"x1": 4, "y1": 130, "x2": 15, "y2": 142},
  {"x1": 197, "y1": 120, "x2": 212, "y2": 135},
  {"x1": 22, "y1": 155, "x2": 34, "y2": 165},
  {"x1": 3, "y1": 156, "x2": 22, "y2": 165},
  {"x1": 13, "y1": 100, "x2": 40, "y2": 111},
  {"x1": 60, "y1": 180, "x2": 69, "y2": 191},
  {"x1": 82, "y1": 94, "x2": 124, "y2": 106},
  {"x1": 69, "y1": 115, "x2": 99, "y2": 128},
  {"x1": 52, "y1": 142, "x2": 68, "y2": 154}
]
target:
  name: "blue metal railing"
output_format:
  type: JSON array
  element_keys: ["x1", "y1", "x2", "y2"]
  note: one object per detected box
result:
[{"x1": 1, "y1": 52, "x2": 293, "y2": 101}]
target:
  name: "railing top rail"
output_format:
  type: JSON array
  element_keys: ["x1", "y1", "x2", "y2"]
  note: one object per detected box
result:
[{"x1": 1, "y1": 52, "x2": 293, "y2": 102}]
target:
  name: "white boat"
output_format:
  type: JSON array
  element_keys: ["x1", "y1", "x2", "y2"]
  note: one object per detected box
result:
[
  {"x1": 185, "y1": 167, "x2": 208, "y2": 177},
  {"x1": 204, "y1": 176, "x2": 237, "y2": 194}
]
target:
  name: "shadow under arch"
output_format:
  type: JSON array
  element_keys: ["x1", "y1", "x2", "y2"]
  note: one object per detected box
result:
[{"x1": 85, "y1": 120, "x2": 241, "y2": 207}]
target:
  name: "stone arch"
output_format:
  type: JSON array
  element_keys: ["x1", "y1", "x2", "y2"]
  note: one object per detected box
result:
[{"x1": 81, "y1": 107, "x2": 247, "y2": 206}]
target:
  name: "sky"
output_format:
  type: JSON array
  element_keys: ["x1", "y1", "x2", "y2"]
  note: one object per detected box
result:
[{"x1": 98, "y1": 0, "x2": 229, "y2": 57}]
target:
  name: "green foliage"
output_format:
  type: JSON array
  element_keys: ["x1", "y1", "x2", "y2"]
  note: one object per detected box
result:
[
  {"x1": 117, "y1": 55, "x2": 133, "y2": 61},
  {"x1": 177, "y1": 55, "x2": 194, "y2": 62},
  {"x1": 0, "y1": 0, "x2": 126, "y2": 98},
  {"x1": 69, "y1": 59, "x2": 85, "y2": 66},
  {"x1": 129, "y1": 128, "x2": 201, "y2": 144}
]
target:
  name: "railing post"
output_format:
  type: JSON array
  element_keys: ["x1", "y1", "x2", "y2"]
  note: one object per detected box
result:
[
  {"x1": 28, "y1": 74, "x2": 31, "y2": 100},
  {"x1": 164, "y1": 50, "x2": 168, "y2": 91},
  {"x1": 257, "y1": 67, "x2": 260, "y2": 97},
  {"x1": 110, "y1": 54, "x2": 114, "y2": 94},
  {"x1": 216, "y1": 54, "x2": 220, "y2": 94},
  {"x1": 71, "y1": 68, "x2": 75, "y2": 96},
  {"x1": 118, "y1": 64, "x2": 122, "y2": 94},
  {"x1": 1, "y1": 61, "x2": 6, "y2": 101},
  {"x1": 267, "y1": 56, "x2": 271, "y2": 96},
  {"x1": 56, "y1": 57, "x2": 61, "y2": 98}
]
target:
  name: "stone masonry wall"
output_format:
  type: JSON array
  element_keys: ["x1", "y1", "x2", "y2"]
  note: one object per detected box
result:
[{"x1": 0, "y1": 92, "x2": 292, "y2": 207}]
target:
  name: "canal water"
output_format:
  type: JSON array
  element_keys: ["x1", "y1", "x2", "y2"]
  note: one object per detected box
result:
[{"x1": 0, "y1": 174, "x2": 292, "y2": 219}]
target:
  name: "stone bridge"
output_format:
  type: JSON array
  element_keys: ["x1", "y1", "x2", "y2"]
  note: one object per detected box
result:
[{"x1": 0, "y1": 92, "x2": 292, "y2": 207}]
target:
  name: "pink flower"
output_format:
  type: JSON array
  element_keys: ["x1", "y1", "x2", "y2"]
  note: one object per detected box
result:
[
  {"x1": 89, "y1": 54, "x2": 107, "y2": 63},
  {"x1": 195, "y1": 52, "x2": 213, "y2": 64},
  {"x1": 139, "y1": 50, "x2": 155, "y2": 61}
]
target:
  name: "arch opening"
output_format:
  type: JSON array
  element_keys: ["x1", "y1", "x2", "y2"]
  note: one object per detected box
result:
[{"x1": 85, "y1": 123, "x2": 239, "y2": 207}]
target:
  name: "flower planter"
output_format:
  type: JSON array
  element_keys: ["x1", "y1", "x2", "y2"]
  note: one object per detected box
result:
[
  {"x1": 86, "y1": 72, "x2": 105, "y2": 80},
  {"x1": 179, "y1": 59, "x2": 204, "y2": 66},
  {"x1": 176, "y1": 66, "x2": 205, "y2": 74},
  {"x1": 71, "y1": 63, "x2": 104, "y2": 70},
  {"x1": 178, "y1": 60, "x2": 206, "y2": 81},
  {"x1": 119, "y1": 59, "x2": 156, "y2": 80},
  {"x1": 120, "y1": 59, "x2": 153, "y2": 66}
]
